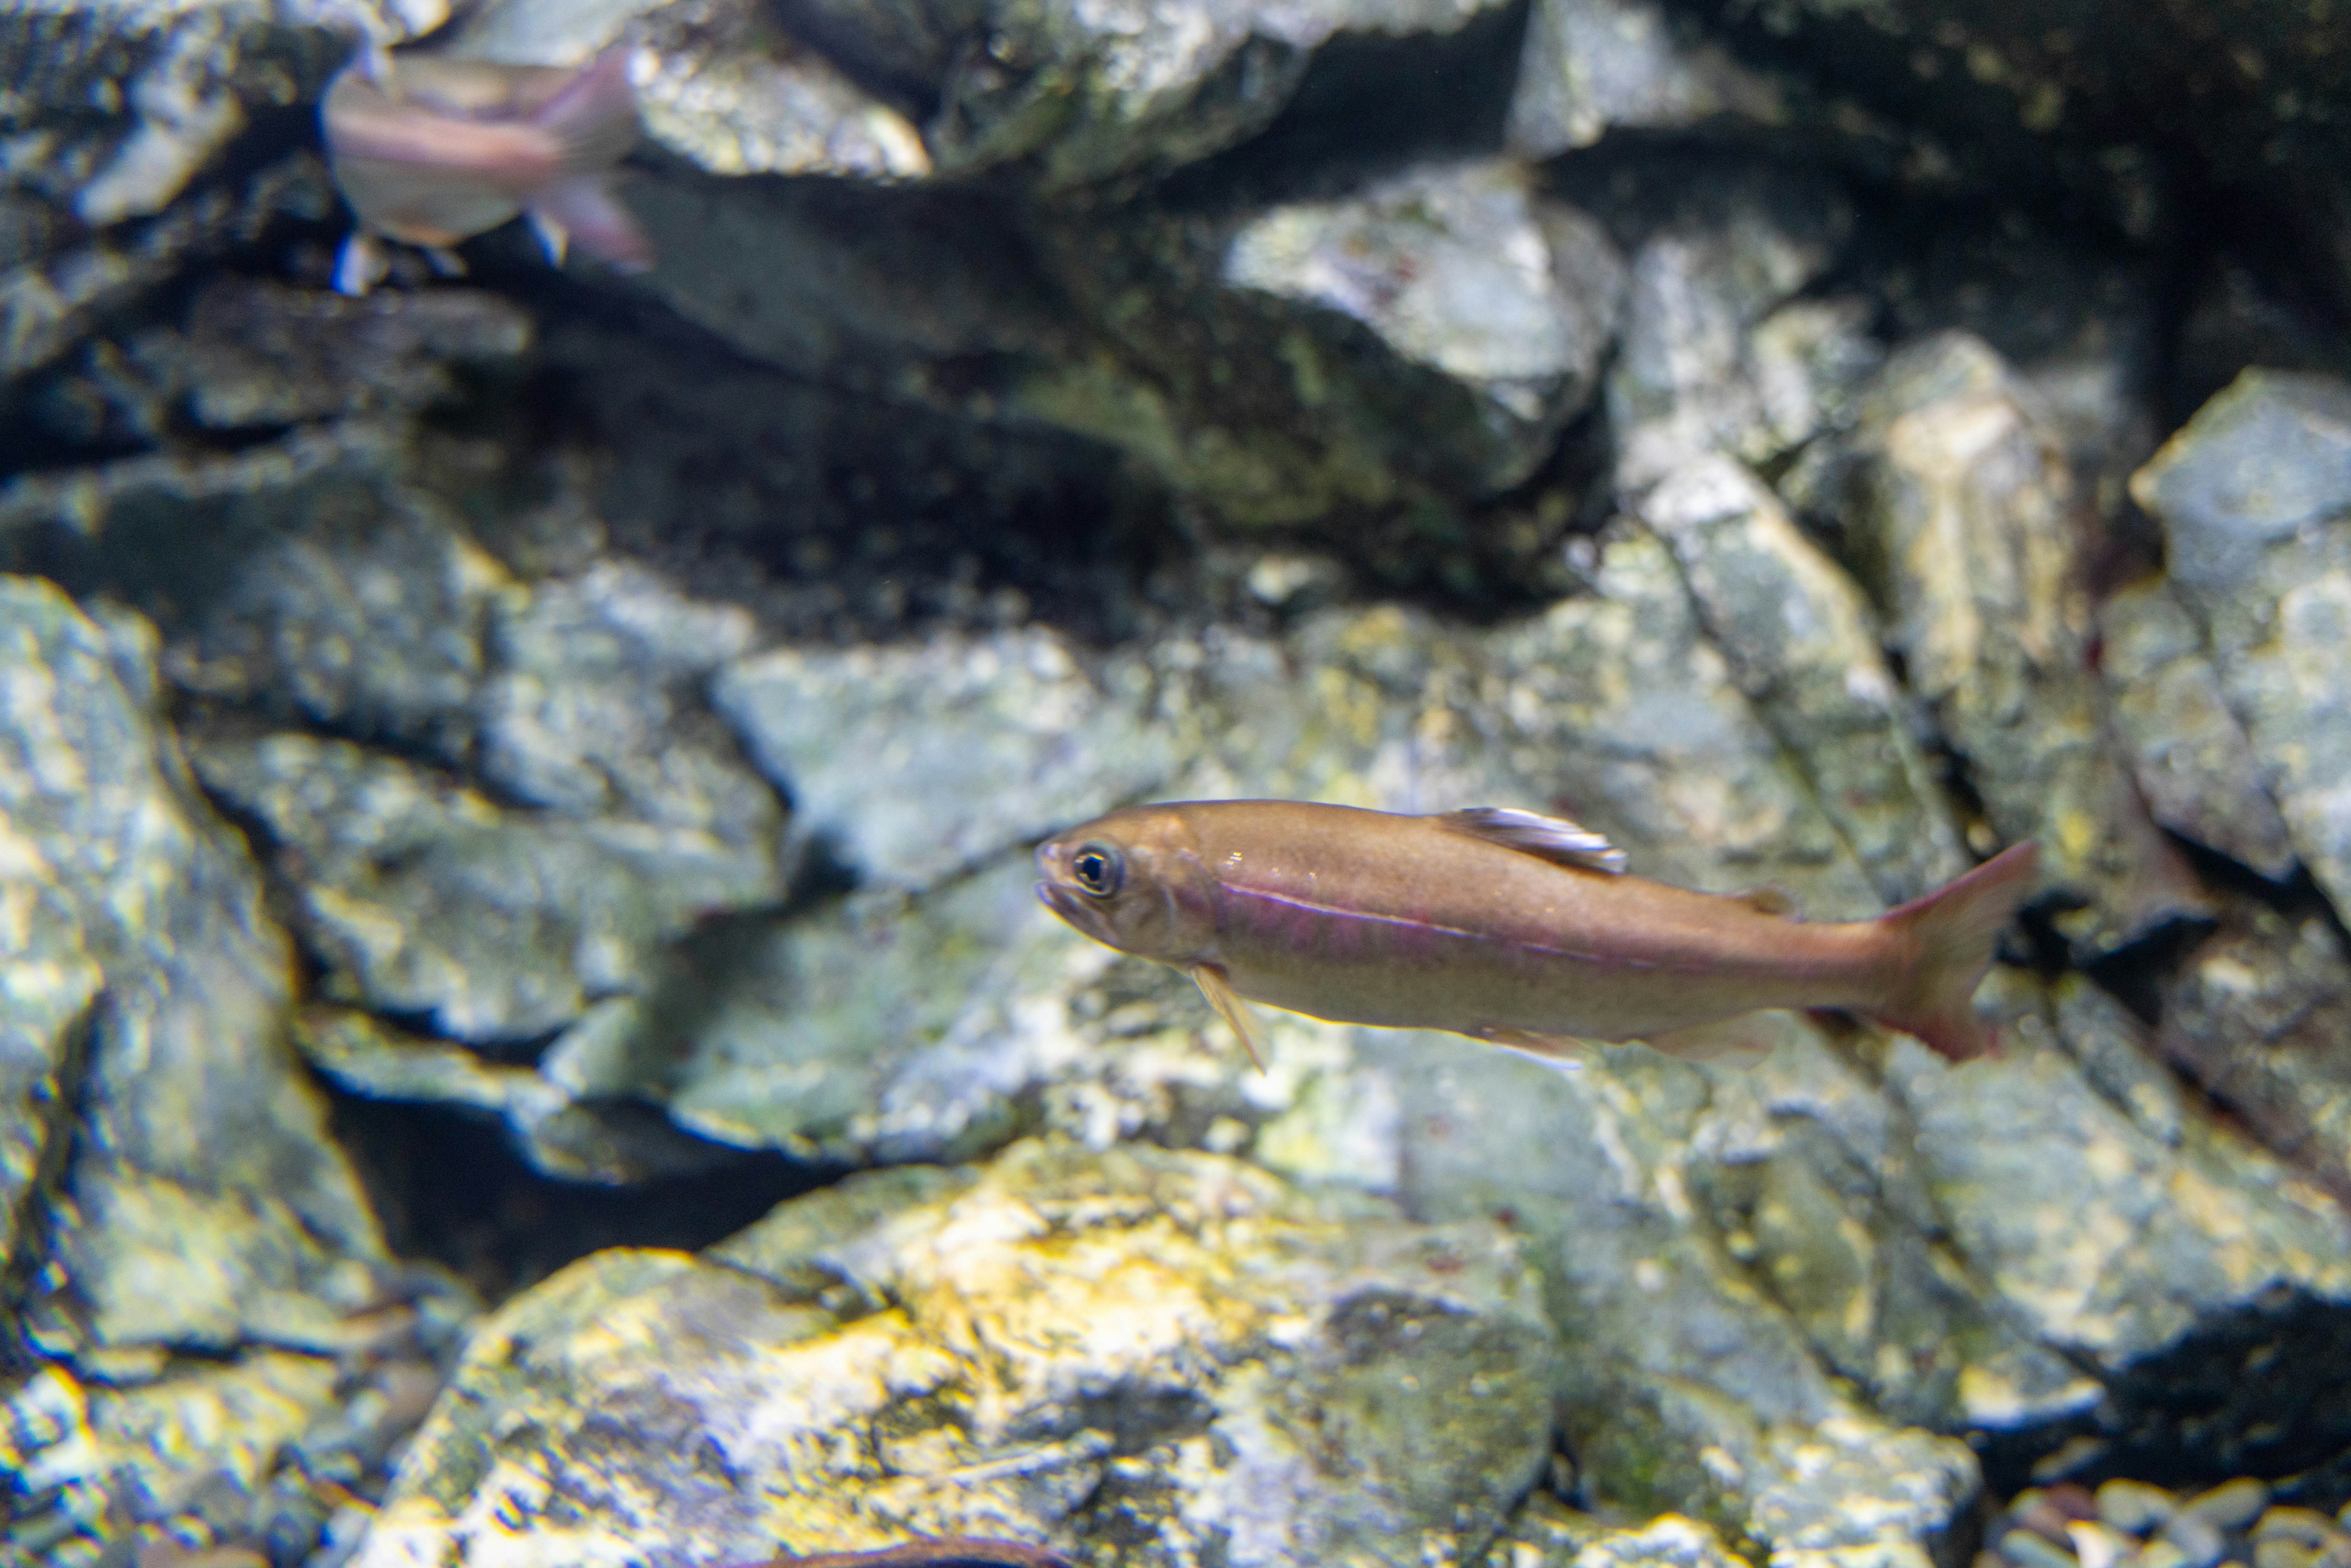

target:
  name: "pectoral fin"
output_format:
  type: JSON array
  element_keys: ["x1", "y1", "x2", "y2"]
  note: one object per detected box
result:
[
  {"x1": 1191, "y1": 964, "x2": 1267, "y2": 1073},
  {"x1": 1736, "y1": 882, "x2": 1802, "y2": 918},
  {"x1": 1439, "y1": 806, "x2": 1627, "y2": 875}
]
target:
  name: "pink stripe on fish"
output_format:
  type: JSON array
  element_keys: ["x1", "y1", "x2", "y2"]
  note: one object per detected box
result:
[{"x1": 1217, "y1": 882, "x2": 1659, "y2": 970}]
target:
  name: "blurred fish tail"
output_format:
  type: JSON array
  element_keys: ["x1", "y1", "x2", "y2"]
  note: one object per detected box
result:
[
  {"x1": 1863, "y1": 841, "x2": 2039, "y2": 1061},
  {"x1": 531, "y1": 47, "x2": 641, "y2": 175}
]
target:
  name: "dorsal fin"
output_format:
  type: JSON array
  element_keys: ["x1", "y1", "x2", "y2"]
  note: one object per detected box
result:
[{"x1": 1439, "y1": 806, "x2": 1627, "y2": 875}]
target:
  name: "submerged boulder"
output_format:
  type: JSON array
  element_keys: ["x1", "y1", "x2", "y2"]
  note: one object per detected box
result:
[{"x1": 355, "y1": 1139, "x2": 1558, "y2": 1568}]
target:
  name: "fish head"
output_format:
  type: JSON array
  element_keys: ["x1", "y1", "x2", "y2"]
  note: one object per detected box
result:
[{"x1": 1035, "y1": 807, "x2": 1219, "y2": 967}]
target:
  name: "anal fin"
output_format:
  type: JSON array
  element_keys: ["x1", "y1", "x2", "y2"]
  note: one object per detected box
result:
[
  {"x1": 1475, "y1": 1024, "x2": 1591, "y2": 1068},
  {"x1": 1191, "y1": 964, "x2": 1267, "y2": 1073}
]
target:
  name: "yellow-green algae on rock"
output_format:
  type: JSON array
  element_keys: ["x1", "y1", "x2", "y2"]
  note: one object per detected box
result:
[{"x1": 355, "y1": 1139, "x2": 1558, "y2": 1568}]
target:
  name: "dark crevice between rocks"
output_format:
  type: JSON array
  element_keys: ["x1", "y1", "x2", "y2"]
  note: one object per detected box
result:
[
  {"x1": 1146, "y1": 0, "x2": 1531, "y2": 216},
  {"x1": 511, "y1": 288, "x2": 1184, "y2": 652},
  {"x1": 326, "y1": 1079, "x2": 839, "y2": 1307},
  {"x1": 2017, "y1": 1292, "x2": 2351, "y2": 1510},
  {"x1": 0, "y1": 992, "x2": 103, "y2": 1385}
]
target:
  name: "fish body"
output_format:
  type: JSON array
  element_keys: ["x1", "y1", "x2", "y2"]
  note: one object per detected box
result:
[
  {"x1": 321, "y1": 46, "x2": 652, "y2": 293},
  {"x1": 1035, "y1": 800, "x2": 2039, "y2": 1064}
]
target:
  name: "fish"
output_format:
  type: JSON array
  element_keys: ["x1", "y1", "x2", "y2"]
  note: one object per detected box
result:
[
  {"x1": 320, "y1": 45, "x2": 654, "y2": 295},
  {"x1": 1034, "y1": 800, "x2": 2040, "y2": 1068}
]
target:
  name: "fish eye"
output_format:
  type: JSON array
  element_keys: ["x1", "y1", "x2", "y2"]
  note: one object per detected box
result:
[{"x1": 1070, "y1": 842, "x2": 1125, "y2": 898}]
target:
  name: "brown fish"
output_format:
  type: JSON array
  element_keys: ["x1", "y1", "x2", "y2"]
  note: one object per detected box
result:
[
  {"x1": 320, "y1": 45, "x2": 653, "y2": 294},
  {"x1": 1035, "y1": 801, "x2": 2039, "y2": 1067}
]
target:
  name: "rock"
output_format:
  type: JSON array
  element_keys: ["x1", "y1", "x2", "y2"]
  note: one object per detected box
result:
[
  {"x1": 296, "y1": 1005, "x2": 732, "y2": 1185},
  {"x1": 1842, "y1": 332, "x2": 2207, "y2": 959},
  {"x1": 162, "y1": 476, "x2": 510, "y2": 759},
  {"x1": 1507, "y1": 0, "x2": 1782, "y2": 157},
  {"x1": 2129, "y1": 370, "x2": 2351, "y2": 925},
  {"x1": 1218, "y1": 160, "x2": 1617, "y2": 495},
  {"x1": 1, "y1": 1336, "x2": 462, "y2": 1567},
  {"x1": 0, "y1": 2, "x2": 443, "y2": 384},
  {"x1": 0, "y1": 577, "x2": 396, "y2": 1355},
  {"x1": 2162, "y1": 908, "x2": 2351, "y2": 1207},
  {"x1": 2097, "y1": 1479, "x2": 2177, "y2": 1534},
  {"x1": 2180, "y1": 1479, "x2": 2271, "y2": 1533},
  {"x1": 478, "y1": 560, "x2": 778, "y2": 844},
  {"x1": 1, "y1": 161, "x2": 337, "y2": 386},
  {"x1": 355, "y1": 1138, "x2": 1558, "y2": 1568},
  {"x1": 1022, "y1": 159, "x2": 1621, "y2": 546},
  {"x1": 0, "y1": 418, "x2": 403, "y2": 580},
  {"x1": 0, "y1": 577, "x2": 463, "y2": 1566},
  {"x1": 714, "y1": 624, "x2": 1171, "y2": 892},
  {"x1": 921, "y1": 0, "x2": 1512, "y2": 187},
  {"x1": 186, "y1": 729, "x2": 784, "y2": 1045},
  {"x1": 1599, "y1": 163, "x2": 1862, "y2": 494},
  {"x1": 1, "y1": 2, "x2": 441, "y2": 225},
  {"x1": 2098, "y1": 578, "x2": 2299, "y2": 885},
  {"x1": 150, "y1": 279, "x2": 535, "y2": 434},
  {"x1": 1891, "y1": 1022, "x2": 2351, "y2": 1476},
  {"x1": 1637, "y1": 454, "x2": 1968, "y2": 905},
  {"x1": 446, "y1": 0, "x2": 932, "y2": 181},
  {"x1": 1368, "y1": 1024, "x2": 1988, "y2": 1563}
]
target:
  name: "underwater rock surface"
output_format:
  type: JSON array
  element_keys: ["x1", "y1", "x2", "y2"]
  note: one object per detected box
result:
[
  {"x1": 0, "y1": 576, "x2": 467, "y2": 1566},
  {"x1": 12, "y1": 0, "x2": 2351, "y2": 1564},
  {"x1": 354, "y1": 1139, "x2": 1557, "y2": 1568}
]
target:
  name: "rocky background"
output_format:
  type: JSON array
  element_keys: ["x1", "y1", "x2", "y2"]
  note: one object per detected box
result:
[{"x1": 8, "y1": 1, "x2": 2351, "y2": 1567}]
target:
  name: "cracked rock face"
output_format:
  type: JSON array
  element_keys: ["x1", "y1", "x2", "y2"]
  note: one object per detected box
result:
[
  {"x1": 1840, "y1": 332, "x2": 2207, "y2": 961},
  {"x1": 354, "y1": 1139, "x2": 1558, "y2": 1568},
  {"x1": 2129, "y1": 372, "x2": 2351, "y2": 926}
]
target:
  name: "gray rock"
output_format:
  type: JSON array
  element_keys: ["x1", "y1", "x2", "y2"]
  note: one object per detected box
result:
[
  {"x1": 1, "y1": 161, "x2": 336, "y2": 384},
  {"x1": 1220, "y1": 160, "x2": 1616, "y2": 495},
  {"x1": 353, "y1": 1139, "x2": 1558, "y2": 1568},
  {"x1": 1368, "y1": 1024, "x2": 1986, "y2": 1566},
  {"x1": 296, "y1": 1003, "x2": 731, "y2": 1185},
  {"x1": 164, "y1": 479, "x2": 508, "y2": 759},
  {"x1": 2163, "y1": 909, "x2": 2351, "y2": 1207},
  {"x1": 0, "y1": 418, "x2": 403, "y2": 574},
  {"x1": 0, "y1": 578, "x2": 395, "y2": 1357},
  {"x1": 1508, "y1": 0, "x2": 1782, "y2": 158},
  {"x1": 479, "y1": 560, "x2": 779, "y2": 845},
  {"x1": 1488, "y1": 530, "x2": 1882, "y2": 910},
  {"x1": 2098, "y1": 577, "x2": 2300, "y2": 885},
  {"x1": 924, "y1": 0, "x2": 1509, "y2": 186},
  {"x1": 1899, "y1": 1028, "x2": 2351, "y2": 1361},
  {"x1": 0, "y1": 2, "x2": 441, "y2": 227},
  {"x1": 150, "y1": 279, "x2": 536, "y2": 433},
  {"x1": 1843, "y1": 332, "x2": 2207, "y2": 959},
  {"x1": 187, "y1": 729, "x2": 785, "y2": 1044},
  {"x1": 1022, "y1": 160, "x2": 1621, "y2": 540},
  {"x1": 714, "y1": 623, "x2": 1171, "y2": 891},
  {"x1": 1638, "y1": 454, "x2": 1967, "y2": 905},
  {"x1": 446, "y1": 0, "x2": 932, "y2": 181},
  {"x1": 1603, "y1": 168, "x2": 1861, "y2": 494},
  {"x1": 2129, "y1": 370, "x2": 2351, "y2": 923}
]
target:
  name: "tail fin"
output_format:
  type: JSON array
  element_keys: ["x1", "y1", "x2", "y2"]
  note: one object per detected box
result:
[
  {"x1": 531, "y1": 47, "x2": 642, "y2": 177},
  {"x1": 1863, "y1": 842, "x2": 2040, "y2": 1062}
]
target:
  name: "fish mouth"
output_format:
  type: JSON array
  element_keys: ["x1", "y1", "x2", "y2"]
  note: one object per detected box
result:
[{"x1": 1035, "y1": 870, "x2": 1111, "y2": 942}]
